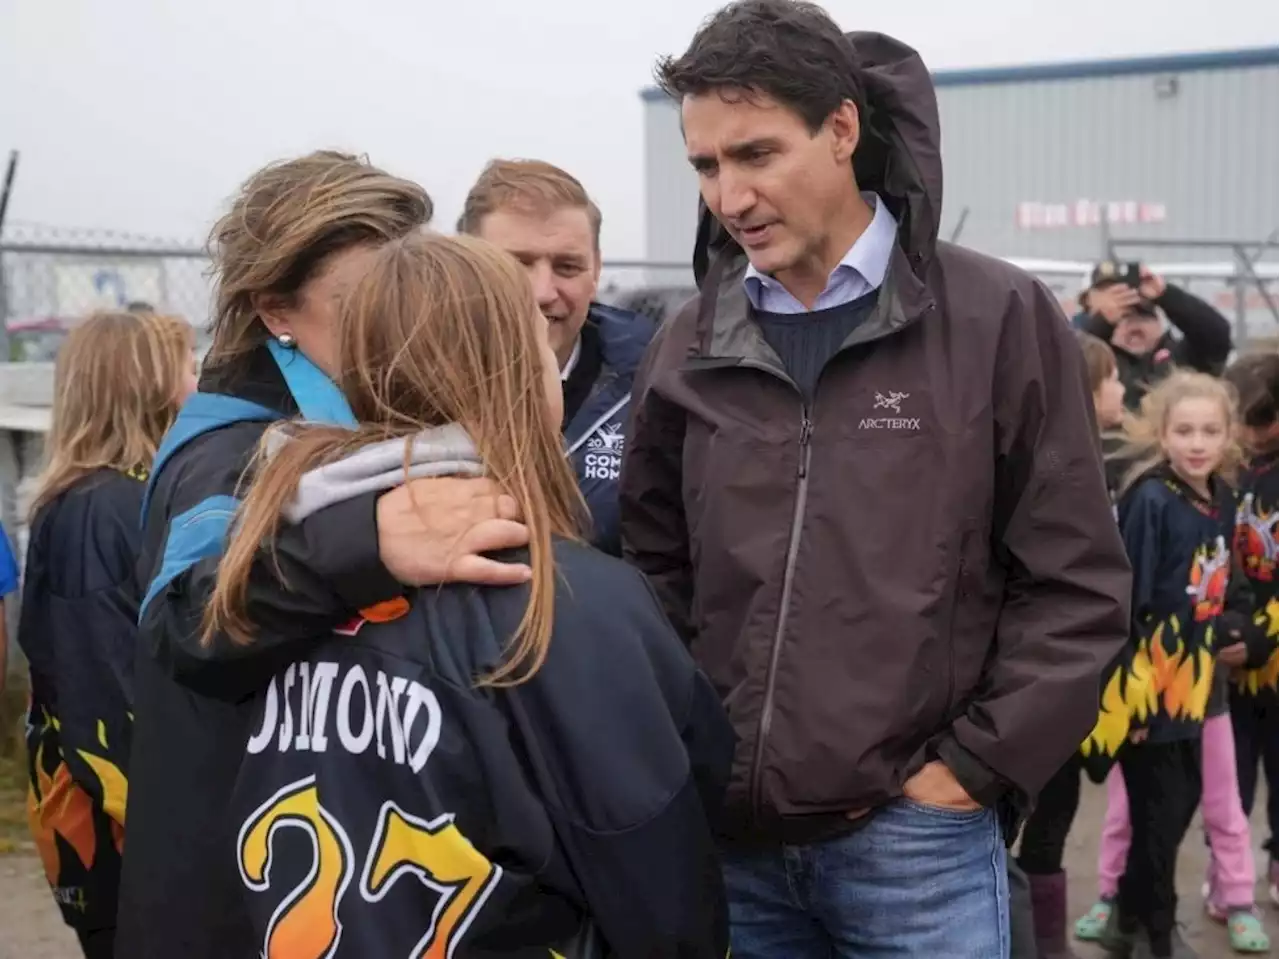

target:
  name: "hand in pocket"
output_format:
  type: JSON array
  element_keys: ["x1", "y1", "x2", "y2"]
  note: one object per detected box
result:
[{"x1": 901, "y1": 761, "x2": 982, "y2": 812}]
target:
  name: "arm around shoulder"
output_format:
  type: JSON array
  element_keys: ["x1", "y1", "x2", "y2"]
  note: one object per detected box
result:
[{"x1": 139, "y1": 424, "x2": 400, "y2": 700}]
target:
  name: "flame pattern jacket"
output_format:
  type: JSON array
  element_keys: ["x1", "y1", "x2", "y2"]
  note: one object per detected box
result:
[
  {"x1": 18, "y1": 467, "x2": 144, "y2": 931},
  {"x1": 1231, "y1": 452, "x2": 1279, "y2": 697},
  {"x1": 1081, "y1": 466, "x2": 1235, "y2": 781}
]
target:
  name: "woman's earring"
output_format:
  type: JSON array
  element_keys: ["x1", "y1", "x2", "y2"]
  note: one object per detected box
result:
[{"x1": 276, "y1": 332, "x2": 297, "y2": 350}]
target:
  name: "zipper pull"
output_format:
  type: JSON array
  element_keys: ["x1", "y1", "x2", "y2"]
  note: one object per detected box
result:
[{"x1": 798, "y1": 416, "x2": 813, "y2": 478}]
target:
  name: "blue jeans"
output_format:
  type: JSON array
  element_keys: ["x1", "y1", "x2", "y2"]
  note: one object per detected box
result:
[{"x1": 722, "y1": 799, "x2": 1009, "y2": 958}]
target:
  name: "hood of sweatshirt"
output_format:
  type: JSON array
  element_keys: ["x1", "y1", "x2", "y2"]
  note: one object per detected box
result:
[{"x1": 266, "y1": 423, "x2": 484, "y2": 524}]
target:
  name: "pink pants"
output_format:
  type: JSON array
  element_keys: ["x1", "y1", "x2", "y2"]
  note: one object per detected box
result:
[{"x1": 1097, "y1": 714, "x2": 1258, "y2": 909}]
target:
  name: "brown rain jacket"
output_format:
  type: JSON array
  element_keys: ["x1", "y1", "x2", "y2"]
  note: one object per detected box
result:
[{"x1": 619, "y1": 32, "x2": 1131, "y2": 845}]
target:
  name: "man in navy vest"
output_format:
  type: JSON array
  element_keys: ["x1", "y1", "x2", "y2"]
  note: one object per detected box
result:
[{"x1": 458, "y1": 159, "x2": 655, "y2": 555}]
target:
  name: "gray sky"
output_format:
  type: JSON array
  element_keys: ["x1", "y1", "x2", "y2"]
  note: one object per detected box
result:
[{"x1": 2, "y1": 0, "x2": 1276, "y2": 258}]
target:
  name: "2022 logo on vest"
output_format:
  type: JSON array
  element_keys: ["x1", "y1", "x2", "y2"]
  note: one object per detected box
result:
[{"x1": 584, "y1": 421, "x2": 624, "y2": 480}]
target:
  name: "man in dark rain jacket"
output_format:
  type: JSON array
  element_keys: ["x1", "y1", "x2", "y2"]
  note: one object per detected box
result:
[{"x1": 620, "y1": 2, "x2": 1132, "y2": 955}]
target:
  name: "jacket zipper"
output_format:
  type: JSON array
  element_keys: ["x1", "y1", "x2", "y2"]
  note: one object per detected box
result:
[{"x1": 748, "y1": 407, "x2": 814, "y2": 822}]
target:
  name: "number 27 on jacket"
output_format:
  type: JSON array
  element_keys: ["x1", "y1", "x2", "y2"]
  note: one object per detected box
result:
[{"x1": 237, "y1": 776, "x2": 501, "y2": 959}]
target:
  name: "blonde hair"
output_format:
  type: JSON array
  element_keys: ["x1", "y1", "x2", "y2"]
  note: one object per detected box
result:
[
  {"x1": 206, "y1": 150, "x2": 433, "y2": 367},
  {"x1": 204, "y1": 233, "x2": 587, "y2": 686},
  {"x1": 1114, "y1": 370, "x2": 1242, "y2": 496},
  {"x1": 31, "y1": 311, "x2": 193, "y2": 516},
  {"x1": 457, "y1": 158, "x2": 601, "y2": 249}
]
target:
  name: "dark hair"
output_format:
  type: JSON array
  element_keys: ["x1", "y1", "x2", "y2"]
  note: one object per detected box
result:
[
  {"x1": 1224, "y1": 349, "x2": 1279, "y2": 428},
  {"x1": 1074, "y1": 329, "x2": 1117, "y2": 395},
  {"x1": 654, "y1": 0, "x2": 864, "y2": 133}
]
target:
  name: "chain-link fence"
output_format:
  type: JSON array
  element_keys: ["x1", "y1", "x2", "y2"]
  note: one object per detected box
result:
[
  {"x1": 0, "y1": 230, "x2": 698, "y2": 361},
  {"x1": 0, "y1": 224, "x2": 212, "y2": 361}
]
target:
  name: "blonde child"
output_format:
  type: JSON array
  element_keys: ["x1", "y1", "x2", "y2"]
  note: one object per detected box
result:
[
  {"x1": 1078, "y1": 372, "x2": 1256, "y2": 958},
  {"x1": 19, "y1": 312, "x2": 196, "y2": 959}
]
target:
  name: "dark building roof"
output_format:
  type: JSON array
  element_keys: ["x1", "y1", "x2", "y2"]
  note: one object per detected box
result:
[{"x1": 638, "y1": 45, "x2": 1279, "y2": 102}]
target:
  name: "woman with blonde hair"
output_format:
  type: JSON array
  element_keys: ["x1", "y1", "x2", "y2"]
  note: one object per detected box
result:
[
  {"x1": 120, "y1": 152, "x2": 537, "y2": 959},
  {"x1": 209, "y1": 231, "x2": 731, "y2": 958},
  {"x1": 18, "y1": 310, "x2": 195, "y2": 959}
]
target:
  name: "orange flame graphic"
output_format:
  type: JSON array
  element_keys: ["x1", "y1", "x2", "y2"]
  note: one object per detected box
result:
[{"x1": 27, "y1": 743, "x2": 98, "y2": 877}]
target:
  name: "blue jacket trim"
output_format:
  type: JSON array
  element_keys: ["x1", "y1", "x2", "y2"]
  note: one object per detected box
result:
[
  {"x1": 138, "y1": 348, "x2": 356, "y2": 620},
  {"x1": 0, "y1": 527, "x2": 18, "y2": 597},
  {"x1": 139, "y1": 494, "x2": 240, "y2": 620},
  {"x1": 266, "y1": 340, "x2": 357, "y2": 428},
  {"x1": 142, "y1": 393, "x2": 278, "y2": 522}
]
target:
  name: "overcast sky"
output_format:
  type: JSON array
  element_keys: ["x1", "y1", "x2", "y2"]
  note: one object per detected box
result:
[{"x1": 1, "y1": 0, "x2": 1276, "y2": 258}]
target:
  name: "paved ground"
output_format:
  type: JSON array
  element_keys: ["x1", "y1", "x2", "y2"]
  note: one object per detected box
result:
[
  {"x1": 0, "y1": 779, "x2": 1274, "y2": 958},
  {"x1": 1064, "y1": 783, "x2": 1277, "y2": 959}
]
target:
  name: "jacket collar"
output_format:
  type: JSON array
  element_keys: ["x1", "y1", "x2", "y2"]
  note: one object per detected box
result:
[
  {"x1": 690, "y1": 242, "x2": 931, "y2": 370},
  {"x1": 199, "y1": 342, "x2": 299, "y2": 416},
  {"x1": 562, "y1": 304, "x2": 655, "y2": 451},
  {"x1": 589, "y1": 303, "x2": 655, "y2": 378}
]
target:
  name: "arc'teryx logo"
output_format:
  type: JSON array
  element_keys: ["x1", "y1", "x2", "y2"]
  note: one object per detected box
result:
[
  {"x1": 873, "y1": 390, "x2": 909, "y2": 414},
  {"x1": 861, "y1": 390, "x2": 921, "y2": 430}
]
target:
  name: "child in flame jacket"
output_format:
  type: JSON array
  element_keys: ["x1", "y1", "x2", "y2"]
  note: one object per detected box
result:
[
  {"x1": 1079, "y1": 371, "x2": 1251, "y2": 959},
  {"x1": 1223, "y1": 350, "x2": 1279, "y2": 908}
]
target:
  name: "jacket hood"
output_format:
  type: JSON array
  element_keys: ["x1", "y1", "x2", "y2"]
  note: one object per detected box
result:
[
  {"x1": 266, "y1": 423, "x2": 483, "y2": 524},
  {"x1": 693, "y1": 31, "x2": 943, "y2": 289},
  {"x1": 589, "y1": 303, "x2": 657, "y2": 377}
]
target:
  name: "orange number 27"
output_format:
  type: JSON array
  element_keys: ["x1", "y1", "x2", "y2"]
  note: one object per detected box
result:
[
  {"x1": 238, "y1": 777, "x2": 353, "y2": 959},
  {"x1": 361, "y1": 801, "x2": 504, "y2": 959},
  {"x1": 238, "y1": 781, "x2": 502, "y2": 959}
]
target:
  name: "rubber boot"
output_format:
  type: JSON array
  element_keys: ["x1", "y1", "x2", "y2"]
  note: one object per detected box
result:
[
  {"x1": 1097, "y1": 904, "x2": 1139, "y2": 959},
  {"x1": 1028, "y1": 871, "x2": 1081, "y2": 959}
]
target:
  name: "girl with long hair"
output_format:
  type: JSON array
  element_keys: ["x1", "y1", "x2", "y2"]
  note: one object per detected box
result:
[
  {"x1": 19, "y1": 311, "x2": 195, "y2": 959},
  {"x1": 119, "y1": 152, "x2": 529, "y2": 959},
  {"x1": 207, "y1": 231, "x2": 731, "y2": 957},
  {"x1": 1079, "y1": 372, "x2": 1253, "y2": 959}
]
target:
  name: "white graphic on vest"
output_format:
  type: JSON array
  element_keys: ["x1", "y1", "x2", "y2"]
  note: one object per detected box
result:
[
  {"x1": 861, "y1": 391, "x2": 920, "y2": 430},
  {"x1": 584, "y1": 421, "x2": 624, "y2": 480}
]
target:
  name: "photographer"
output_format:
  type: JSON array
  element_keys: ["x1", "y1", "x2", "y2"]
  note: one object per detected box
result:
[{"x1": 1075, "y1": 262, "x2": 1233, "y2": 409}]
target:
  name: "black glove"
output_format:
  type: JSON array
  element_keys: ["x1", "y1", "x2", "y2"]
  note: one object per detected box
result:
[{"x1": 1219, "y1": 609, "x2": 1273, "y2": 670}]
